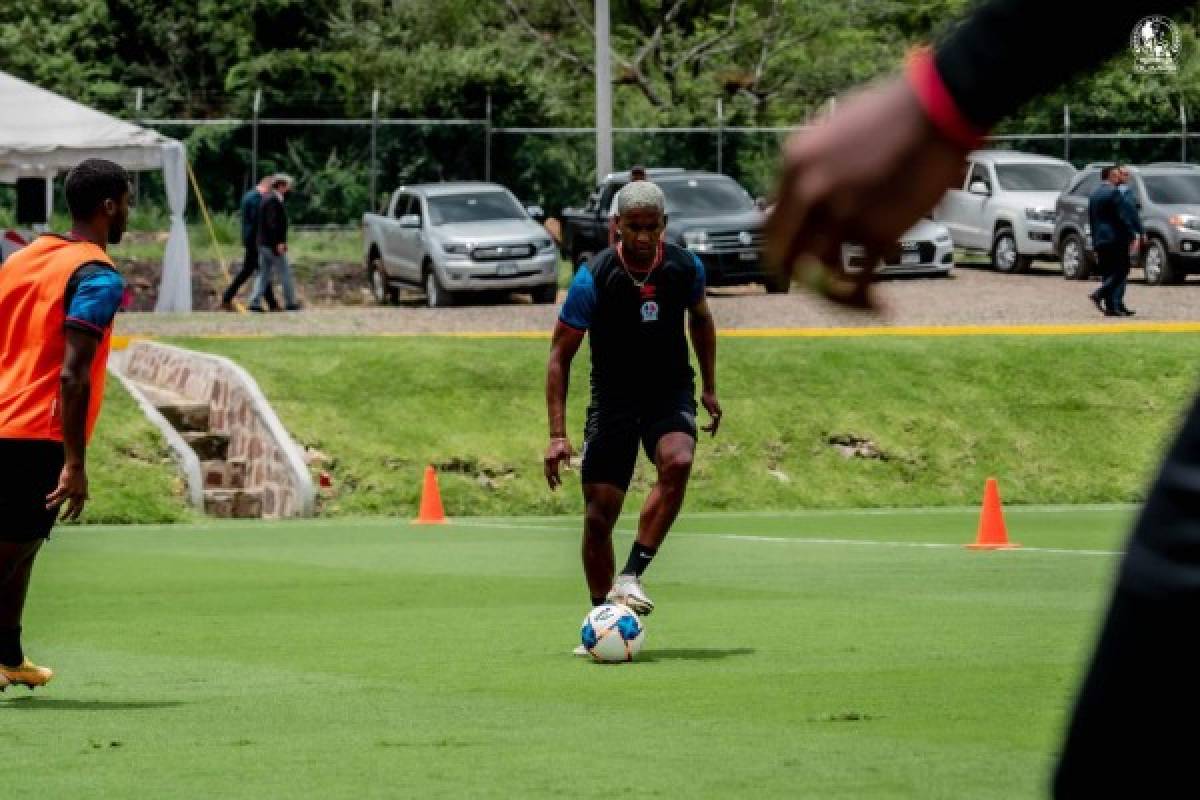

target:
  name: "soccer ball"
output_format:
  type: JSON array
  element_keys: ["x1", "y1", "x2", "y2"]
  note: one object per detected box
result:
[{"x1": 580, "y1": 603, "x2": 645, "y2": 663}]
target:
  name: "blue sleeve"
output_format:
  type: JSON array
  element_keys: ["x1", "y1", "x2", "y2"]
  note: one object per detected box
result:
[
  {"x1": 65, "y1": 269, "x2": 125, "y2": 336},
  {"x1": 690, "y1": 254, "x2": 707, "y2": 305},
  {"x1": 558, "y1": 267, "x2": 597, "y2": 331}
]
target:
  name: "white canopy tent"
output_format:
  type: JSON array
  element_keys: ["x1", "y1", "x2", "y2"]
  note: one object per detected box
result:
[{"x1": 0, "y1": 70, "x2": 192, "y2": 311}]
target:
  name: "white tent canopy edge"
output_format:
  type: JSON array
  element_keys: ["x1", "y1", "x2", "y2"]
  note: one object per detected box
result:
[{"x1": 0, "y1": 70, "x2": 192, "y2": 312}]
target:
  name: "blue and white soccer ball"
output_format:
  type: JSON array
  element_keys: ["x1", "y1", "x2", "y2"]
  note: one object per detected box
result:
[{"x1": 580, "y1": 603, "x2": 645, "y2": 663}]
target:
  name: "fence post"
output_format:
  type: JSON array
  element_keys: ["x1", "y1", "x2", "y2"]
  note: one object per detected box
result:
[
  {"x1": 370, "y1": 88, "x2": 380, "y2": 209},
  {"x1": 485, "y1": 91, "x2": 493, "y2": 182},
  {"x1": 1063, "y1": 104, "x2": 1070, "y2": 163},
  {"x1": 716, "y1": 97, "x2": 724, "y2": 174},
  {"x1": 1182, "y1": 101, "x2": 1188, "y2": 162},
  {"x1": 134, "y1": 88, "x2": 144, "y2": 205},
  {"x1": 251, "y1": 88, "x2": 262, "y2": 184}
]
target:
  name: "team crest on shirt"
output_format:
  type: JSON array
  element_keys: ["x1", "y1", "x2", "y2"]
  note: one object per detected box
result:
[{"x1": 640, "y1": 300, "x2": 659, "y2": 322}]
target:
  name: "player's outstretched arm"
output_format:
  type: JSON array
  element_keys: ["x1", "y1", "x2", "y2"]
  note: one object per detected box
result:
[
  {"x1": 545, "y1": 321, "x2": 585, "y2": 489},
  {"x1": 688, "y1": 297, "x2": 721, "y2": 437},
  {"x1": 47, "y1": 329, "x2": 98, "y2": 521}
]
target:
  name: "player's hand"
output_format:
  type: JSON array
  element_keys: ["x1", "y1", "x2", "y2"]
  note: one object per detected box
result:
[
  {"x1": 544, "y1": 436, "x2": 574, "y2": 490},
  {"x1": 766, "y1": 76, "x2": 968, "y2": 309},
  {"x1": 277, "y1": 243, "x2": 288, "y2": 256},
  {"x1": 701, "y1": 390, "x2": 723, "y2": 437},
  {"x1": 46, "y1": 463, "x2": 88, "y2": 521}
]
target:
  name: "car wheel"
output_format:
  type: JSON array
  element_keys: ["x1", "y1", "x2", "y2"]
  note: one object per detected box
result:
[
  {"x1": 532, "y1": 283, "x2": 558, "y2": 304},
  {"x1": 1143, "y1": 237, "x2": 1174, "y2": 286},
  {"x1": 763, "y1": 273, "x2": 791, "y2": 294},
  {"x1": 369, "y1": 253, "x2": 398, "y2": 305},
  {"x1": 991, "y1": 228, "x2": 1031, "y2": 273},
  {"x1": 1059, "y1": 232, "x2": 1090, "y2": 280},
  {"x1": 425, "y1": 269, "x2": 455, "y2": 308}
]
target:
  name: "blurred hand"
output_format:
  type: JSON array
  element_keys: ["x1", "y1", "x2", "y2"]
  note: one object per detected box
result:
[
  {"x1": 700, "y1": 390, "x2": 722, "y2": 437},
  {"x1": 46, "y1": 463, "x2": 88, "y2": 521},
  {"x1": 544, "y1": 437, "x2": 574, "y2": 490},
  {"x1": 766, "y1": 77, "x2": 969, "y2": 309},
  {"x1": 276, "y1": 243, "x2": 288, "y2": 256}
]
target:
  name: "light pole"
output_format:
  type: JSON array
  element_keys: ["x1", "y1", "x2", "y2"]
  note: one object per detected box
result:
[{"x1": 595, "y1": 0, "x2": 613, "y2": 180}]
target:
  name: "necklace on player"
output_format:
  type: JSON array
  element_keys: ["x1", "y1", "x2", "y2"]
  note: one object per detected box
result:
[{"x1": 616, "y1": 242, "x2": 663, "y2": 287}]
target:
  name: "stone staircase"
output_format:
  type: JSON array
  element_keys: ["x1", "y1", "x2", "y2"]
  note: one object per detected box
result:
[{"x1": 139, "y1": 383, "x2": 263, "y2": 519}]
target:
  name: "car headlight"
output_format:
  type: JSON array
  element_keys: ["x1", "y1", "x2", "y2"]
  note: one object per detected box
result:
[
  {"x1": 935, "y1": 232, "x2": 952, "y2": 244},
  {"x1": 535, "y1": 238, "x2": 555, "y2": 253},
  {"x1": 682, "y1": 230, "x2": 709, "y2": 251},
  {"x1": 1024, "y1": 207, "x2": 1055, "y2": 223},
  {"x1": 442, "y1": 242, "x2": 470, "y2": 256},
  {"x1": 1170, "y1": 214, "x2": 1200, "y2": 232}
]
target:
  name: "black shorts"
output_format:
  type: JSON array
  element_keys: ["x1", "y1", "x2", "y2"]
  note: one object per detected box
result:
[
  {"x1": 0, "y1": 439, "x2": 65, "y2": 541},
  {"x1": 580, "y1": 393, "x2": 698, "y2": 491}
]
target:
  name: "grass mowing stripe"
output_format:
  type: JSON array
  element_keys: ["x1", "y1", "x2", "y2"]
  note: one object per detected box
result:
[{"x1": 448, "y1": 519, "x2": 1126, "y2": 556}]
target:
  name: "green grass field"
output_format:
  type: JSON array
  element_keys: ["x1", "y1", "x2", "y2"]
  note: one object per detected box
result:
[
  {"x1": 3, "y1": 507, "x2": 1131, "y2": 798},
  {"x1": 156, "y1": 333, "x2": 1200, "y2": 517}
]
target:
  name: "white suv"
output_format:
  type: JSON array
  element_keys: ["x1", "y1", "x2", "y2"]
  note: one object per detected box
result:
[{"x1": 932, "y1": 150, "x2": 1075, "y2": 273}]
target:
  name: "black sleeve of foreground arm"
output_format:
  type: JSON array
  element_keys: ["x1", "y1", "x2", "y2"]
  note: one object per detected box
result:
[
  {"x1": 935, "y1": 0, "x2": 1195, "y2": 130},
  {"x1": 1054, "y1": 391, "x2": 1200, "y2": 796}
]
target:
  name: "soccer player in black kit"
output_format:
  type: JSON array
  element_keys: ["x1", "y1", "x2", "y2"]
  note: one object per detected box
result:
[{"x1": 544, "y1": 180, "x2": 721, "y2": 643}]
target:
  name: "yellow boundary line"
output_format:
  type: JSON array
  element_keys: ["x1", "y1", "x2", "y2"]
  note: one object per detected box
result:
[{"x1": 111, "y1": 321, "x2": 1200, "y2": 347}]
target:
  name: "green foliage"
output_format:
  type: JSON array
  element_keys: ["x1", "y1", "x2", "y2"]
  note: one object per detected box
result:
[{"x1": 2, "y1": 1, "x2": 1198, "y2": 221}]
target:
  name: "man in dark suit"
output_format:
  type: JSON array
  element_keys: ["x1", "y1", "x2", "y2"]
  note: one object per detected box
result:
[
  {"x1": 220, "y1": 175, "x2": 279, "y2": 312},
  {"x1": 1088, "y1": 165, "x2": 1143, "y2": 316},
  {"x1": 249, "y1": 174, "x2": 300, "y2": 312}
]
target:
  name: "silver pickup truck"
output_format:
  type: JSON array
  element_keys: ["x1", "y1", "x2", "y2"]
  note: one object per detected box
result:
[
  {"x1": 362, "y1": 182, "x2": 559, "y2": 307},
  {"x1": 932, "y1": 150, "x2": 1075, "y2": 273}
]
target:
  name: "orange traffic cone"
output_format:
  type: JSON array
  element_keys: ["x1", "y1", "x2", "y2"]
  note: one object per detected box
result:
[
  {"x1": 412, "y1": 465, "x2": 448, "y2": 525},
  {"x1": 966, "y1": 477, "x2": 1019, "y2": 550}
]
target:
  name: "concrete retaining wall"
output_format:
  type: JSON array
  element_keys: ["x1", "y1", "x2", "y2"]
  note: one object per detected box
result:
[{"x1": 120, "y1": 340, "x2": 315, "y2": 518}]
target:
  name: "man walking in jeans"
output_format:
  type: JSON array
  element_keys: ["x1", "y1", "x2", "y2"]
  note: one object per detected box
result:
[
  {"x1": 1088, "y1": 165, "x2": 1142, "y2": 317},
  {"x1": 249, "y1": 174, "x2": 300, "y2": 312},
  {"x1": 221, "y1": 174, "x2": 279, "y2": 312}
]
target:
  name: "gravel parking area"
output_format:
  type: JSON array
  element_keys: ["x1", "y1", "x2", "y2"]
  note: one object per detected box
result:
[{"x1": 117, "y1": 261, "x2": 1200, "y2": 338}]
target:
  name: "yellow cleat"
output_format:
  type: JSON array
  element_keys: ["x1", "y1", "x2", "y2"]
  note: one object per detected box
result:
[{"x1": 0, "y1": 660, "x2": 54, "y2": 689}]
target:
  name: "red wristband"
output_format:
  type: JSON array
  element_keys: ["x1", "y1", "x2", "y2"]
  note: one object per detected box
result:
[{"x1": 904, "y1": 47, "x2": 987, "y2": 151}]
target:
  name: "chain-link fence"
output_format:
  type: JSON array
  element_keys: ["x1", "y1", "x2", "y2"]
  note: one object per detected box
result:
[{"x1": 89, "y1": 112, "x2": 1200, "y2": 227}]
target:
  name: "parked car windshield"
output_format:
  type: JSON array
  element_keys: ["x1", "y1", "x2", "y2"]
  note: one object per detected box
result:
[
  {"x1": 658, "y1": 177, "x2": 755, "y2": 216},
  {"x1": 428, "y1": 192, "x2": 525, "y2": 225},
  {"x1": 994, "y1": 163, "x2": 1075, "y2": 191},
  {"x1": 1143, "y1": 174, "x2": 1200, "y2": 205}
]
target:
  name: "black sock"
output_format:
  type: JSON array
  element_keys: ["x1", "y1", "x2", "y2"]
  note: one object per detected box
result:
[
  {"x1": 621, "y1": 542, "x2": 658, "y2": 577},
  {"x1": 0, "y1": 625, "x2": 22, "y2": 667}
]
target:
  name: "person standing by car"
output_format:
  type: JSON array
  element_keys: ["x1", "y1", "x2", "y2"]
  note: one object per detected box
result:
[
  {"x1": 221, "y1": 174, "x2": 279, "y2": 312},
  {"x1": 249, "y1": 174, "x2": 301, "y2": 312},
  {"x1": 1088, "y1": 165, "x2": 1142, "y2": 316}
]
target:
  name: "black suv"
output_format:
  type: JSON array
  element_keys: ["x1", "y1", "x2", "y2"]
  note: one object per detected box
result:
[
  {"x1": 1054, "y1": 163, "x2": 1200, "y2": 284},
  {"x1": 560, "y1": 169, "x2": 786, "y2": 292}
]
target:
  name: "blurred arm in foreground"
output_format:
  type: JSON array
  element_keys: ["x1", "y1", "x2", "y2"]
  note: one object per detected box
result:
[
  {"x1": 766, "y1": 2, "x2": 1200, "y2": 797},
  {"x1": 766, "y1": 0, "x2": 1192, "y2": 308}
]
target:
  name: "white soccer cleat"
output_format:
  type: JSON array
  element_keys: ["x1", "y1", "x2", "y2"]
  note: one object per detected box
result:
[
  {"x1": 573, "y1": 644, "x2": 589, "y2": 657},
  {"x1": 606, "y1": 574, "x2": 654, "y2": 616}
]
